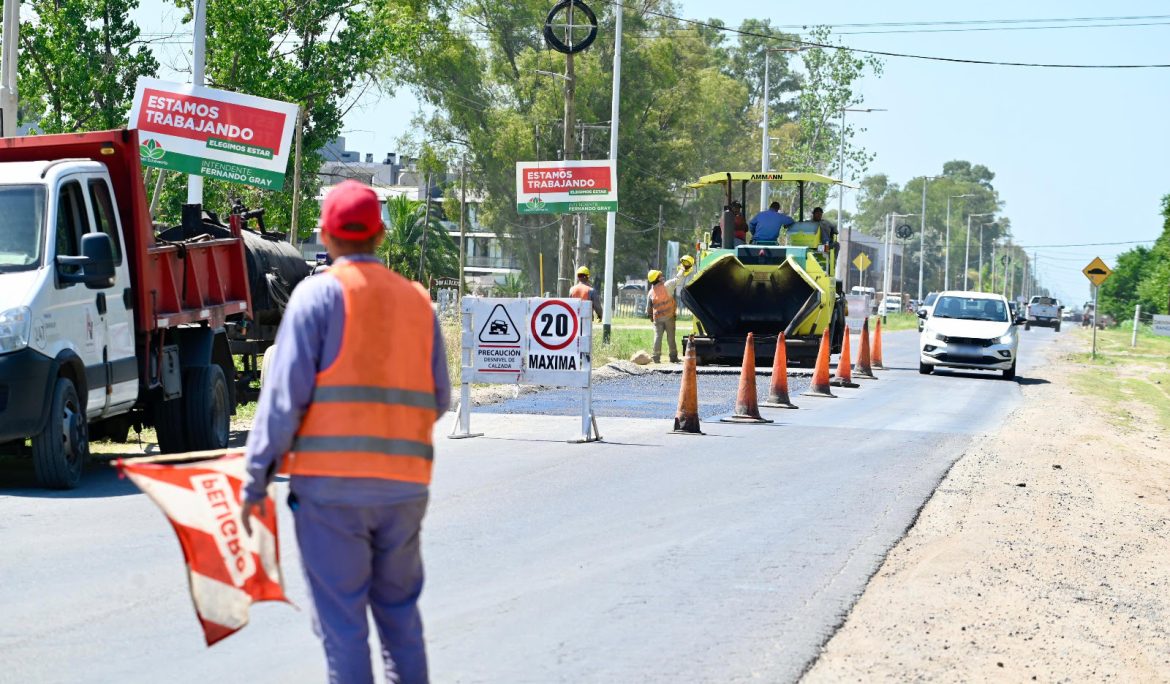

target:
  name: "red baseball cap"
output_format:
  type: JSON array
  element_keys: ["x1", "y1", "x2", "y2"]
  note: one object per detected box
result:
[{"x1": 320, "y1": 180, "x2": 383, "y2": 240}]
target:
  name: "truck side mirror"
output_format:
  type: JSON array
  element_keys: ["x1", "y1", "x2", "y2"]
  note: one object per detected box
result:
[{"x1": 58, "y1": 233, "x2": 116, "y2": 289}]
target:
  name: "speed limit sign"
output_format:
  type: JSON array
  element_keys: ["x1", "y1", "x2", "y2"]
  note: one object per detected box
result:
[{"x1": 530, "y1": 299, "x2": 580, "y2": 351}]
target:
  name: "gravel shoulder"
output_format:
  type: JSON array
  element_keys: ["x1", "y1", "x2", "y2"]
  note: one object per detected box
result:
[{"x1": 804, "y1": 333, "x2": 1170, "y2": 682}]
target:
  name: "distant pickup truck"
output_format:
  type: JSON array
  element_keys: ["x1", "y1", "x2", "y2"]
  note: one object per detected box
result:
[{"x1": 1025, "y1": 296, "x2": 1063, "y2": 331}]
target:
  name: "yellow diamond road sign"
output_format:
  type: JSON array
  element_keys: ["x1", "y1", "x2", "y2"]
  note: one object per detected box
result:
[
  {"x1": 1082, "y1": 256, "x2": 1112, "y2": 287},
  {"x1": 853, "y1": 252, "x2": 872, "y2": 271}
]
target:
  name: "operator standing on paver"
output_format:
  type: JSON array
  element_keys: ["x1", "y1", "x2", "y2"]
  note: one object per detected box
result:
[
  {"x1": 569, "y1": 266, "x2": 603, "y2": 322},
  {"x1": 241, "y1": 180, "x2": 450, "y2": 684},
  {"x1": 646, "y1": 269, "x2": 679, "y2": 363}
]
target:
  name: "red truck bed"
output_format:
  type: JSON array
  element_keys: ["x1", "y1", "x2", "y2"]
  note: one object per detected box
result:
[{"x1": 0, "y1": 129, "x2": 252, "y2": 331}]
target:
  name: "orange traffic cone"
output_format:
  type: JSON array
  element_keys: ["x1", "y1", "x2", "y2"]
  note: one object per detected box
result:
[
  {"x1": 671, "y1": 341, "x2": 704, "y2": 435},
  {"x1": 802, "y1": 328, "x2": 837, "y2": 398},
  {"x1": 720, "y1": 333, "x2": 773, "y2": 423},
  {"x1": 761, "y1": 333, "x2": 798, "y2": 409},
  {"x1": 873, "y1": 318, "x2": 886, "y2": 370},
  {"x1": 854, "y1": 318, "x2": 877, "y2": 379},
  {"x1": 831, "y1": 325, "x2": 859, "y2": 388}
]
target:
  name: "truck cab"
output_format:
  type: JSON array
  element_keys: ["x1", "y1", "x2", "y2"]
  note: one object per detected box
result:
[
  {"x1": 1, "y1": 130, "x2": 257, "y2": 489},
  {"x1": 1, "y1": 160, "x2": 138, "y2": 459}
]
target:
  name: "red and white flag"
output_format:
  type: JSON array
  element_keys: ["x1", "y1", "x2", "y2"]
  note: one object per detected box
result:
[{"x1": 119, "y1": 451, "x2": 289, "y2": 645}]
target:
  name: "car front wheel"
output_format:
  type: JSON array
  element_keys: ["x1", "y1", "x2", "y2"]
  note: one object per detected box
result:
[
  {"x1": 1003, "y1": 361, "x2": 1017, "y2": 380},
  {"x1": 919, "y1": 360, "x2": 933, "y2": 375}
]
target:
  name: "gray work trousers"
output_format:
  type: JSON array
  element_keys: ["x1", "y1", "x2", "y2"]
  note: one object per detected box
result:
[{"x1": 653, "y1": 318, "x2": 678, "y2": 361}]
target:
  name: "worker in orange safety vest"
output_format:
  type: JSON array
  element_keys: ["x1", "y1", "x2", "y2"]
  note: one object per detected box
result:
[
  {"x1": 568, "y1": 266, "x2": 603, "y2": 321},
  {"x1": 241, "y1": 180, "x2": 449, "y2": 684},
  {"x1": 646, "y1": 269, "x2": 679, "y2": 363}
]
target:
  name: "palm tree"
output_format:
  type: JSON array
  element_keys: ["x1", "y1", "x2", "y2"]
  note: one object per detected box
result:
[{"x1": 378, "y1": 194, "x2": 458, "y2": 283}]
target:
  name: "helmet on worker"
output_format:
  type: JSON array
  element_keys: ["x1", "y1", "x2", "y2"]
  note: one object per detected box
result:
[
  {"x1": 647, "y1": 269, "x2": 663, "y2": 284},
  {"x1": 679, "y1": 255, "x2": 694, "y2": 271},
  {"x1": 576, "y1": 266, "x2": 591, "y2": 280}
]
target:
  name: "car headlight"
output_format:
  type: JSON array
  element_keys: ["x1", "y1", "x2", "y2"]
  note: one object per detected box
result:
[
  {"x1": 924, "y1": 329, "x2": 944, "y2": 342},
  {"x1": 999, "y1": 333, "x2": 1014, "y2": 344},
  {"x1": 0, "y1": 306, "x2": 32, "y2": 353}
]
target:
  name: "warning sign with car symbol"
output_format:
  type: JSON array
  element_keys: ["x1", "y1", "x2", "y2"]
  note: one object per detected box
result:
[{"x1": 468, "y1": 299, "x2": 526, "y2": 379}]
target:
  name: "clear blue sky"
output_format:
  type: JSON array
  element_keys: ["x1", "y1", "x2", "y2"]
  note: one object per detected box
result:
[{"x1": 136, "y1": 0, "x2": 1170, "y2": 303}]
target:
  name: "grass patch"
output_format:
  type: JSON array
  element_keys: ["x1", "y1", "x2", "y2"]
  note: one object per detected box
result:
[
  {"x1": 878, "y1": 312, "x2": 921, "y2": 332},
  {"x1": 1068, "y1": 326, "x2": 1170, "y2": 431}
]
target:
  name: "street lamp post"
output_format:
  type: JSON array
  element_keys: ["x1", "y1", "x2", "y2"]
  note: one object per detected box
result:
[
  {"x1": 945, "y1": 193, "x2": 973, "y2": 291},
  {"x1": 917, "y1": 176, "x2": 938, "y2": 301},
  {"x1": 833, "y1": 105, "x2": 884, "y2": 287},
  {"x1": 964, "y1": 212, "x2": 993, "y2": 290},
  {"x1": 978, "y1": 221, "x2": 995, "y2": 291}
]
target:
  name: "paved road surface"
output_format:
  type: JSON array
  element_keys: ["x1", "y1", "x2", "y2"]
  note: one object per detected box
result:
[{"x1": 0, "y1": 328, "x2": 1064, "y2": 683}]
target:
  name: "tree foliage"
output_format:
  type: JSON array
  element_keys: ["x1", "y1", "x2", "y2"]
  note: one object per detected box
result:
[
  {"x1": 391, "y1": 3, "x2": 881, "y2": 290},
  {"x1": 1098, "y1": 195, "x2": 1170, "y2": 318},
  {"x1": 17, "y1": 0, "x2": 159, "y2": 132},
  {"x1": 150, "y1": 0, "x2": 418, "y2": 233},
  {"x1": 377, "y1": 195, "x2": 458, "y2": 281}
]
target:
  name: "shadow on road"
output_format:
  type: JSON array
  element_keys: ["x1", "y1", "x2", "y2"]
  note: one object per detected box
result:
[
  {"x1": 1014, "y1": 376, "x2": 1051, "y2": 386},
  {"x1": 0, "y1": 459, "x2": 139, "y2": 498}
]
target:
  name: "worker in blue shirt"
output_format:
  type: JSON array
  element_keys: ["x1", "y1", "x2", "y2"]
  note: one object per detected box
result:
[
  {"x1": 748, "y1": 201, "x2": 795, "y2": 243},
  {"x1": 241, "y1": 180, "x2": 450, "y2": 684}
]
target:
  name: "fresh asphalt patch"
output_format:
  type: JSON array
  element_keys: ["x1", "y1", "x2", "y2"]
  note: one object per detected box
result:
[{"x1": 478, "y1": 370, "x2": 814, "y2": 420}]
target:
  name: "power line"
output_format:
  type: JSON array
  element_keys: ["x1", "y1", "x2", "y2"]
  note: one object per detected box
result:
[
  {"x1": 1015, "y1": 239, "x2": 1157, "y2": 248},
  {"x1": 769, "y1": 14, "x2": 1170, "y2": 30},
  {"x1": 591, "y1": 0, "x2": 1170, "y2": 69}
]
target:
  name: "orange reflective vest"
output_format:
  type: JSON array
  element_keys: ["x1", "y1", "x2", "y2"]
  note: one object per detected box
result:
[
  {"x1": 568, "y1": 282, "x2": 592, "y2": 301},
  {"x1": 286, "y1": 261, "x2": 437, "y2": 485},
  {"x1": 648, "y1": 282, "x2": 676, "y2": 321}
]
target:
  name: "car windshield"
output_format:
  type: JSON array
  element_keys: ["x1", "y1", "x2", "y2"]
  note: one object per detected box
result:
[
  {"x1": 932, "y1": 296, "x2": 1008, "y2": 322},
  {"x1": 0, "y1": 185, "x2": 47, "y2": 272},
  {"x1": 924, "y1": 293, "x2": 938, "y2": 306}
]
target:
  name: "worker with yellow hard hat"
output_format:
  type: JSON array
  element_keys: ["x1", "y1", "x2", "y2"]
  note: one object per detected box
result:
[
  {"x1": 674, "y1": 255, "x2": 696, "y2": 293},
  {"x1": 646, "y1": 268, "x2": 679, "y2": 363},
  {"x1": 569, "y1": 266, "x2": 603, "y2": 321}
]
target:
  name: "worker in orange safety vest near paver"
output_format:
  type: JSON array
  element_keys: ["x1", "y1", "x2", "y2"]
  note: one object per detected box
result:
[
  {"x1": 646, "y1": 269, "x2": 679, "y2": 363},
  {"x1": 568, "y1": 266, "x2": 603, "y2": 321},
  {"x1": 241, "y1": 180, "x2": 450, "y2": 684}
]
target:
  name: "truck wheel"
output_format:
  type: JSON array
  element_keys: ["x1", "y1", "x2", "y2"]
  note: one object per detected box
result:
[
  {"x1": 185, "y1": 365, "x2": 231, "y2": 451},
  {"x1": 1024, "y1": 321, "x2": 1031, "y2": 331},
  {"x1": 31, "y1": 378, "x2": 88, "y2": 489},
  {"x1": 1055, "y1": 321, "x2": 1061, "y2": 333}
]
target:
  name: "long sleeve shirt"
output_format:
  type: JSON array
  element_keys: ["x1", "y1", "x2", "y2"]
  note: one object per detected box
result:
[{"x1": 243, "y1": 255, "x2": 450, "y2": 506}]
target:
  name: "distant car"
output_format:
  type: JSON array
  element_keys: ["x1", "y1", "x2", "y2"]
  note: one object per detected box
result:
[
  {"x1": 1025, "y1": 295, "x2": 1062, "y2": 331},
  {"x1": 918, "y1": 290, "x2": 1023, "y2": 380},
  {"x1": 916, "y1": 292, "x2": 939, "y2": 331}
]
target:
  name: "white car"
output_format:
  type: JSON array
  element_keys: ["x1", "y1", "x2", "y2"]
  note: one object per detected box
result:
[{"x1": 918, "y1": 291, "x2": 1022, "y2": 380}]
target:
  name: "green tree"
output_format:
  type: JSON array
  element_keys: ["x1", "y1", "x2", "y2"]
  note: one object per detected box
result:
[
  {"x1": 17, "y1": 0, "x2": 158, "y2": 132},
  {"x1": 152, "y1": 0, "x2": 419, "y2": 234},
  {"x1": 378, "y1": 195, "x2": 457, "y2": 281},
  {"x1": 1100, "y1": 193, "x2": 1170, "y2": 317}
]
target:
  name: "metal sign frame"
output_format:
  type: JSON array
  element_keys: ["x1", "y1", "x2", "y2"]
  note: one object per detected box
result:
[{"x1": 451, "y1": 297, "x2": 600, "y2": 443}]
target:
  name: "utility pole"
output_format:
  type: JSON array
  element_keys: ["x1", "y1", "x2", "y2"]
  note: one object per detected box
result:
[
  {"x1": 188, "y1": 0, "x2": 207, "y2": 205},
  {"x1": 964, "y1": 212, "x2": 992, "y2": 290},
  {"x1": 0, "y1": 0, "x2": 20, "y2": 137},
  {"x1": 288, "y1": 107, "x2": 304, "y2": 245},
  {"x1": 602, "y1": 1, "x2": 624, "y2": 343},
  {"x1": 760, "y1": 50, "x2": 771, "y2": 214},
  {"x1": 458, "y1": 156, "x2": 467, "y2": 306},
  {"x1": 417, "y1": 171, "x2": 432, "y2": 283},
  {"x1": 918, "y1": 176, "x2": 933, "y2": 301},
  {"x1": 656, "y1": 203, "x2": 664, "y2": 269},
  {"x1": 556, "y1": 2, "x2": 576, "y2": 297}
]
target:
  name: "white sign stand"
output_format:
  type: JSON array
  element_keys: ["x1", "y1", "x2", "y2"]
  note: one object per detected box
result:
[{"x1": 450, "y1": 297, "x2": 600, "y2": 443}]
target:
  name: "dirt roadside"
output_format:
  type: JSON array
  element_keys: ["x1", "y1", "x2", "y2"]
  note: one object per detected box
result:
[{"x1": 804, "y1": 333, "x2": 1170, "y2": 682}]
